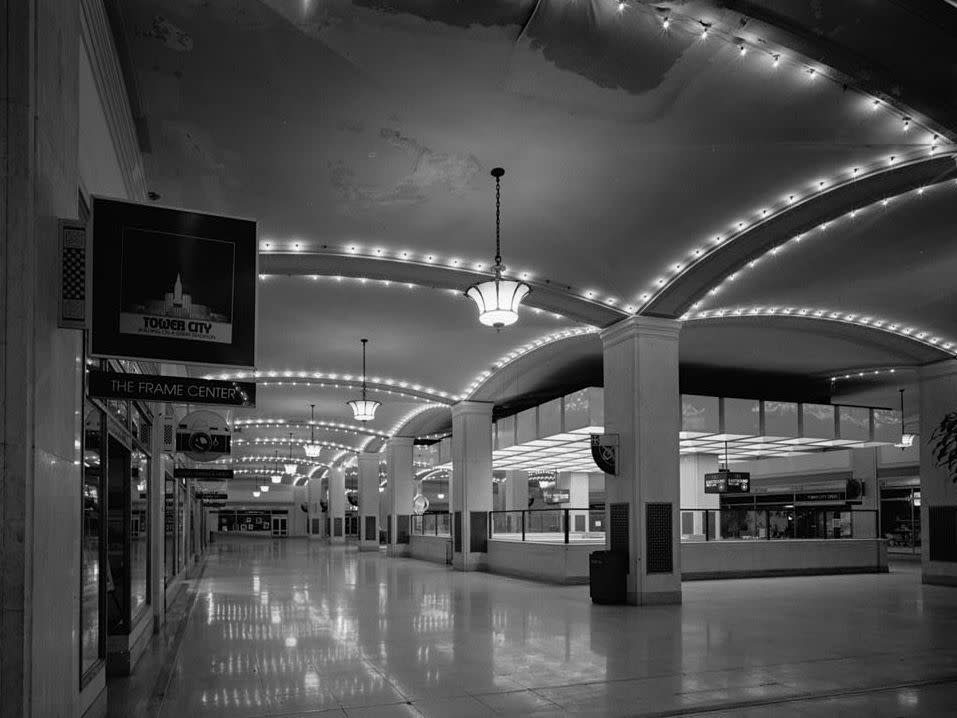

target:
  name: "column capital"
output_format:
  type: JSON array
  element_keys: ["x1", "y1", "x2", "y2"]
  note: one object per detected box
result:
[
  {"x1": 451, "y1": 400, "x2": 494, "y2": 419},
  {"x1": 600, "y1": 315, "x2": 682, "y2": 350},
  {"x1": 358, "y1": 451, "x2": 380, "y2": 462}
]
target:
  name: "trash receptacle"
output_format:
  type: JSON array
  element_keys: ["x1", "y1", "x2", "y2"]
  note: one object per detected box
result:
[{"x1": 589, "y1": 550, "x2": 627, "y2": 604}]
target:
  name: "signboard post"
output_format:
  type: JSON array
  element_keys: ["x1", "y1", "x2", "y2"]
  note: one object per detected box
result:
[{"x1": 89, "y1": 197, "x2": 257, "y2": 368}]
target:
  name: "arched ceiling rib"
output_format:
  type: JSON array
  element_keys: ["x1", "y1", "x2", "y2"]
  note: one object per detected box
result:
[{"x1": 644, "y1": 154, "x2": 957, "y2": 318}]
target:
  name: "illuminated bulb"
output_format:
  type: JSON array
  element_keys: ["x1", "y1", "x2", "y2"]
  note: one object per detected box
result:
[
  {"x1": 902, "y1": 118, "x2": 910, "y2": 131},
  {"x1": 772, "y1": 54, "x2": 780, "y2": 67},
  {"x1": 888, "y1": 155, "x2": 896, "y2": 164},
  {"x1": 700, "y1": 23, "x2": 709, "y2": 38},
  {"x1": 872, "y1": 99, "x2": 880, "y2": 110},
  {"x1": 739, "y1": 45, "x2": 747, "y2": 56},
  {"x1": 917, "y1": 187, "x2": 925, "y2": 195},
  {"x1": 617, "y1": 1, "x2": 626, "y2": 12},
  {"x1": 807, "y1": 67, "x2": 816, "y2": 78},
  {"x1": 662, "y1": 17, "x2": 670, "y2": 29}
]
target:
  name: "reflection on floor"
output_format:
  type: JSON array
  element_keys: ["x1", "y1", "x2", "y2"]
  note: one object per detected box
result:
[{"x1": 109, "y1": 538, "x2": 957, "y2": 717}]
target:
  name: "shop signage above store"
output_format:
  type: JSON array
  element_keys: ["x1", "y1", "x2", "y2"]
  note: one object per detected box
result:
[
  {"x1": 590, "y1": 433, "x2": 619, "y2": 475},
  {"x1": 196, "y1": 491, "x2": 228, "y2": 501},
  {"x1": 543, "y1": 489, "x2": 571, "y2": 504},
  {"x1": 704, "y1": 470, "x2": 751, "y2": 494},
  {"x1": 794, "y1": 491, "x2": 845, "y2": 503},
  {"x1": 174, "y1": 468, "x2": 234, "y2": 480},
  {"x1": 89, "y1": 197, "x2": 257, "y2": 368},
  {"x1": 89, "y1": 371, "x2": 255, "y2": 407}
]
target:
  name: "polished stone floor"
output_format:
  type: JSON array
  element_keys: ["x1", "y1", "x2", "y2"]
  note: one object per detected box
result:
[{"x1": 109, "y1": 538, "x2": 957, "y2": 717}]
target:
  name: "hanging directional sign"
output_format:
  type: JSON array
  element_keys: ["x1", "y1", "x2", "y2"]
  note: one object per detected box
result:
[
  {"x1": 88, "y1": 370, "x2": 255, "y2": 407},
  {"x1": 704, "y1": 470, "x2": 751, "y2": 494},
  {"x1": 590, "y1": 433, "x2": 619, "y2": 475}
]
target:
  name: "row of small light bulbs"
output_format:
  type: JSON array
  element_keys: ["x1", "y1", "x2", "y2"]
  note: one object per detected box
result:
[
  {"x1": 685, "y1": 176, "x2": 957, "y2": 315},
  {"x1": 218, "y1": 455, "x2": 328, "y2": 466},
  {"x1": 687, "y1": 305, "x2": 956, "y2": 352},
  {"x1": 257, "y1": 246, "x2": 629, "y2": 316},
  {"x1": 643, "y1": 2, "x2": 941, "y2": 140},
  {"x1": 828, "y1": 367, "x2": 912, "y2": 384},
  {"x1": 654, "y1": 153, "x2": 954, "y2": 315},
  {"x1": 207, "y1": 368, "x2": 457, "y2": 403},
  {"x1": 461, "y1": 327, "x2": 600, "y2": 397},
  {"x1": 623, "y1": 0, "x2": 950, "y2": 312},
  {"x1": 232, "y1": 437, "x2": 357, "y2": 452},
  {"x1": 232, "y1": 417, "x2": 389, "y2": 437}
]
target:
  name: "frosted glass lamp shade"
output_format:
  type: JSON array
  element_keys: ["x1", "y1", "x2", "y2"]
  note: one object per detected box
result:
[{"x1": 466, "y1": 278, "x2": 530, "y2": 328}]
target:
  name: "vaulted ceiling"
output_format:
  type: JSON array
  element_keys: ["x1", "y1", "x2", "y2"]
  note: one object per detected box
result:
[{"x1": 111, "y1": 0, "x2": 957, "y2": 484}]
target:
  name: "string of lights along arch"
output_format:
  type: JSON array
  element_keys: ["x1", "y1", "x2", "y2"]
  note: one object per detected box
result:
[{"x1": 466, "y1": 167, "x2": 531, "y2": 328}]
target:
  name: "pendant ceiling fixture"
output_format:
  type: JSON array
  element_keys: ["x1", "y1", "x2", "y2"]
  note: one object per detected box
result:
[
  {"x1": 284, "y1": 431, "x2": 297, "y2": 475},
  {"x1": 466, "y1": 167, "x2": 530, "y2": 328},
  {"x1": 271, "y1": 450, "x2": 283, "y2": 484},
  {"x1": 347, "y1": 338, "x2": 380, "y2": 422},
  {"x1": 304, "y1": 404, "x2": 322, "y2": 457},
  {"x1": 895, "y1": 388, "x2": 916, "y2": 449}
]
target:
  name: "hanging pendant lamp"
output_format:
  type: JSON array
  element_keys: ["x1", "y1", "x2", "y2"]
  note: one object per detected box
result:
[
  {"x1": 304, "y1": 404, "x2": 322, "y2": 457},
  {"x1": 895, "y1": 388, "x2": 916, "y2": 449},
  {"x1": 284, "y1": 431, "x2": 297, "y2": 475},
  {"x1": 270, "y1": 449, "x2": 283, "y2": 484},
  {"x1": 466, "y1": 167, "x2": 530, "y2": 328},
  {"x1": 347, "y1": 338, "x2": 380, "y2": 422}
]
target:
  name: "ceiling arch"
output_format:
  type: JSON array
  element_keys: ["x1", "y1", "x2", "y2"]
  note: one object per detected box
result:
[
  {"x1": 643, "y1": 153, "x2": 957, "y2": 318},
  {"x1": 684, "y1": 307, "x2": 953, "y2": 362}
]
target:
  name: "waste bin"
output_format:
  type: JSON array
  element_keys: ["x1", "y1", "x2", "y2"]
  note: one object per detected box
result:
[{"x1": 589, "y1": 550, "x2": 627, "y2": 604}]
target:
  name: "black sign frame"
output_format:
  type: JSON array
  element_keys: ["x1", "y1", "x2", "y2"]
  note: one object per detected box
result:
[
  {"x1": 704, "y1": 470, "x2": 751, "y2": 494},
  {"x1": 89, "y1": 196, "x2": 257, "y2": 368},
  {"x1": 173, "y1": 468, "x2": 235, "y2": 480},
  {"x1": 89, "y1": 371, "x2": 255, "y2": 408}
]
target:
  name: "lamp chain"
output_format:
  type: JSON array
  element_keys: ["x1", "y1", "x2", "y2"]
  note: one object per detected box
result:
[{"x1": 495, "y1": 172, "x2": 502, "y2": 269}]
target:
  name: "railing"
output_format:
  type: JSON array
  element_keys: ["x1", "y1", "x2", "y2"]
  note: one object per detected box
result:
[
  {"x1": 679, "y1": 507, "x2": 880, "y2": 541},
  {"x1": 411, "y1": 512, "x2": 451, "y2": 537},
  {"x1": 489, "y1": 509, "x2": 606, "y2": 544}
]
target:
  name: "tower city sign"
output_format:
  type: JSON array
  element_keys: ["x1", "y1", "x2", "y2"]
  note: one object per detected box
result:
[{"x1": 89, "y1": 196, "x2": 257, "y2": 367}]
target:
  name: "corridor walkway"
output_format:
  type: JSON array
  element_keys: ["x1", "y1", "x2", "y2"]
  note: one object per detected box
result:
[{"x1": 112, "y1": 539, "x2": 957, "y2": 717}]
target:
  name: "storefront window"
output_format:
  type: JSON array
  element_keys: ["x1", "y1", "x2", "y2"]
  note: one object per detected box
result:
[
  {"x1": 177, "y1": 478, "x2": 187, "y2": 572},
  {"x1": 81, "y1": 402, "x2": 105, "y2": 681},
  {"x1": 130, "y1": 448, "x2": 149, "y2": 618},
  {"x1": 165, "y1": 473, "x2": 176, "y2": 585}
]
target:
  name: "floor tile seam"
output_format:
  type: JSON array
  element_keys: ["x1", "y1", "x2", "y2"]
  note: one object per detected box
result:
[
  {"x1": 602, "y1": 672, "x2": 957, "y2": 718},
  {"x1": 146, "y1": 557, "x2": 210, "y2": 717},
  {"x1": 467, "y1": 686, "x2": 565, "y2": 710}
]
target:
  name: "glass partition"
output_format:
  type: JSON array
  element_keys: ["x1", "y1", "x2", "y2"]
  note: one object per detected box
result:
[
  {"x1": 80, "y1": 402, "x2": 105, "y2": 683},
  {"x1": 129, "y1": 448, "x2": 149, "y2": 619},
  {"x1": 680, "y1": 507, "x2": 878, "y2": 541},
  {"x1": 164, "y1": 473, "x2": 176, "y2": 585}
]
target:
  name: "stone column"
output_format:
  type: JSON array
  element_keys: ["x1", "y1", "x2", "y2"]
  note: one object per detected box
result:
[
  {"x1": 851, "y1": 447, "x2": 880, "y2": 539},
  {"x1": 451, "y1": 401, "x2": 494, "y2": 571},
  {"x1": 600, "y1": 316, "x2": 682, "y2": 605},
  {"x1": 385, "y1": 438, "x2": 414, "y2": 556},
  {"x1": 919, "y1": 362, "x2": 957, "y2": 586},
  {"x1": 358, "y1": 452, "x2": 381, "y2": 551},
  {"x1": 557, "y1": 472, "x2": 590, "y2": 537},
  {"x1": 504, "y1": 470, "x2": 529, "y2": 511},
  {"x1": 328, "y1": 465, "x2": 346, "y2": 544},
  {"x1": 679, "y1": 454, "x2": 719, "y2": 539}
]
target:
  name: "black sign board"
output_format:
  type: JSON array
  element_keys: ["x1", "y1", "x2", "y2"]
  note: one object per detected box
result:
[
  {"x1": 89, "y1": 371, "x2": 254, "y2": 407},
  {"x1": 203, "y1": 501, "x2": 228, "y2": 508},
  {"x1": 89, "y1": 197, "x2": 257, "y2": 367},
  {"x1": 173, "y1": 468, "x2": 234, "y2": 480},
  {"x1": 795, "y1": 491, "x2": 845, "y2": 503},
  {"x1": 704, "y1": 470, "x2": 751, "y2": 494},
  {"x1": 196, "y1": 491, "x2": 228, "y2": 501},
  {"x1": 543, "y1": 489, "x2": 571, "y2": 505}
]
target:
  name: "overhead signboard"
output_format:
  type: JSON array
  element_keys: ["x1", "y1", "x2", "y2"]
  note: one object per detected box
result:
[
  {"x1": 89, "y1": 370, "x2": 255, "y2": 407},
  {"x1": 195, "y1": 491, "x2": 228, "y2": 501},
  {"x1": 704, "y1": 470, "x2": 751, "y2": 494},
  {"x1": 543, "y1": 489, "x2": 571, "y2": 505},
  {"x1": 795, "y1": 491, "x2": 845, "y2": 503},
  {"x1": 89, "y1": 197, "x2": 257, "y2": 367},
  {"x1": 174, "y1": 468, "x2": 234, "y2": 480}
]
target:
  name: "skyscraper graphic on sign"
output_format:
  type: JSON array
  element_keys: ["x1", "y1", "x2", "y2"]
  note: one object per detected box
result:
[{"x1": 118, "y1": 228, "x2": 236, "y2": 345}]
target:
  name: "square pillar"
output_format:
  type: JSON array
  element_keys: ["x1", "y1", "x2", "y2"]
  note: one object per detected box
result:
[
  {"x1": 680, "y1": 454, "x2": 719, "y2": 539},
  {"x1": 600, "y1": 316, "x2": 682, "y2": 605},
  {"x1": 328, "y1": 466, "x2": 346, "y2": 544},
  {"x1": 851, "y1": 447, "x2": 880, "y2": 538},
  {"x1": 358, "y1": 452, "x2": 381, "y2": 551},
  {"x1": 451, "y1": 401, "x2": 494, "y2": 571},
  {"x1": 385, "y1": 437, "x2": 414, "y2": 556},
  {"x1": 918, "y1": 362, "x2": 957, "y2": 587},
  {"x1": 306, "y1": 476, "x2": 323, "y2": 538}
]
